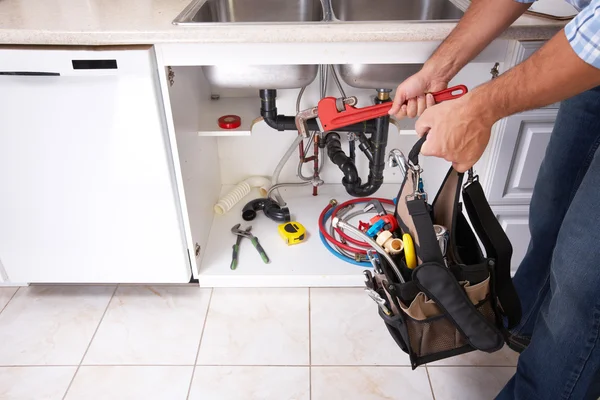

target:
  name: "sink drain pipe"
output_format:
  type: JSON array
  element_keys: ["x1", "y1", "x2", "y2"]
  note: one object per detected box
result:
[
  {"x1": 324, "y1": 92, "x2": 391, "y2": 197},
  {"x1": 259, "y1": 89, "x2": 378, "y2": 133}
]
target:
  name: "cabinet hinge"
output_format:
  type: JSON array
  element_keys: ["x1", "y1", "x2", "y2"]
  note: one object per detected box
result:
[{"x1": 167, "y1": 67, "x2": 175, "y2": 87}]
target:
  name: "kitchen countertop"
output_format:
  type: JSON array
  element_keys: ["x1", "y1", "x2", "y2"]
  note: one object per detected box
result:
[{"x1": 0, "y1": 0, "x2": 568, "y2": 46}]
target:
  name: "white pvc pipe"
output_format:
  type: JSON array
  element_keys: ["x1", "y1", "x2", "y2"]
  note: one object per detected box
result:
[{"x1": 213, "y1": 176, "x2": 272, "y2": 215}]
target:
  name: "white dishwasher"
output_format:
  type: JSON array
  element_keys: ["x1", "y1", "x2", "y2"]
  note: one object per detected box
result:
[{"x1": 0, "y1": 46, "x2": 191, "y2": 283}]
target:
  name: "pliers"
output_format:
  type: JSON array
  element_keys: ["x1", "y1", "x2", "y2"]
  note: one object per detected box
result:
[{"x1": 230, "y1": 224, "x2": 270, "y2": 270}]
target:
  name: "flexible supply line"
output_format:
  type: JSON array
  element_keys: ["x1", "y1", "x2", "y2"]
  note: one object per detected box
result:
[
  {"x1": 332, "y1": 218, "x2": 404, "y2": 282},
  {"x1": 270, "y1": 135, "x2": 305, "y2": 206},
  {"x1": 266, "y1": 181, "x2": 312, "y2": 204},
  {"x1": 329, "y1": 209, "x2": 371, "y2": 261}
]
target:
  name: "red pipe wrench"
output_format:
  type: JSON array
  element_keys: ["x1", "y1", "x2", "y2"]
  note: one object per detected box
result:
[{"x1": 317, "y1": 85, "x2": 468, "y2": 132}]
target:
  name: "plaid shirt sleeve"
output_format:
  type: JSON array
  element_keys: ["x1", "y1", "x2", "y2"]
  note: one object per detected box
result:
[
  {"x1": 513, "y1": 0, "x2": 600, "y2": 69},
  {"x1": 565, "y1": 0, "x2": 600, "y2": 68}
]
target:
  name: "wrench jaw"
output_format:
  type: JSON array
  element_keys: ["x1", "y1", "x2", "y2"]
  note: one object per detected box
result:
[{"x1": 295, "y1": 107, "x2": 319, "y2": 139}]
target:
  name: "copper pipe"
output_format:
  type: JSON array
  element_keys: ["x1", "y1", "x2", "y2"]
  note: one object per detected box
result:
[{"x1": 313, "y1": 135, "x2": 320, "y2": 196}]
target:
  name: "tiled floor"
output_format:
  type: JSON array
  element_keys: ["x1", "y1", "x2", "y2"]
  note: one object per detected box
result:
[{"x1": 0, "y1": 286, "x2": 518, "y2": 400}]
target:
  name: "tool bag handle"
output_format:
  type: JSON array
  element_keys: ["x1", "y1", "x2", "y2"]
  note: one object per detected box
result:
[{"x1": 408, "y1": 134, "x2": 428, "y2": 166}]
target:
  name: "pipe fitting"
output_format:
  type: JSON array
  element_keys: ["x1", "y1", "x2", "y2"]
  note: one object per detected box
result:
[
  {"x1": 376, "y1": 230, "x2": 404, "y2": 255},
  {"x1": 377, "y1": 89, "x2": 392, "y2": 101},
  {"x1": 242, "y1": 198, "x2": 291, "y2": 223}
]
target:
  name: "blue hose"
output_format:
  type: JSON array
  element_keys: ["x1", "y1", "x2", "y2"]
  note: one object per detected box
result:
[{"x1": 319, "y1": 207, "x2": 372, "y2": 267}]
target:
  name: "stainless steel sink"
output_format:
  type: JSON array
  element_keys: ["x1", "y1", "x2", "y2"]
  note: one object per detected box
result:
[
  {"x1": 330, "y1": 0, "x2": 463, "y2": 21},
  {"x1": 202, "y1": 64, "x2": 318, "y2": 89},
  {"x1": 174, "y1": 0, "x2": 324, "y2": 24},
  {"x1": 173, "y1": 0, "x2": 463, "y2": 90},
  {"x1": 334, "y1": 64, "x2": 423, "y2": 90},
  {"x1": 174, "y1": 0, "x2": 322, "y2": 89},
  {"x1": 329, "y1": 0, "x2": 463, "y2": 89}
]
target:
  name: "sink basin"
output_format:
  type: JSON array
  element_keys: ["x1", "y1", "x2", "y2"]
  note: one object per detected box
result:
[
  {"x1": 330, "y1": 0, "x2": 463, "y2": 21},
  {"x1": 334, "y1": 64, "x2": 422, "y2": 90},
  {"x1": 175, "y1": 0, "x2": 322, "y2": 89},
  {"x1": 202, "y1": 64, "x2": 318, "y2": 89},
  {"x1": 174, "y1": 0, "x2": 324, "y2": 24},
  {"x1": 173, "y1": 0, "x2": 462, "y2": 89}
]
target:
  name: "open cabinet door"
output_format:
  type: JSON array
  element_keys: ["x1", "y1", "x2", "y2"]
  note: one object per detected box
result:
[{"x1": 0, "y1": 47, "x2": 191, "y2": 283}]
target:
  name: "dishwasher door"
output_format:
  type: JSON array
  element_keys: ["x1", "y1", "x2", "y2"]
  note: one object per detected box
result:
[{"x1": 0, "y1": 47, "x2": 190, "y2": 283}]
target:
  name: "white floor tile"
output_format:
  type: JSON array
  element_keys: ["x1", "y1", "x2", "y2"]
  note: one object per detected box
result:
[
  {"x1": 84, "y1": 286, "x2": 211, "y2": 365},
  {"x1": 65, "y1": 366, "x2": 192, "y2": 400},
  {"x1": 310, "y1": 288, "x2": 411, "y2": 366},
  {"x1": 0, "y1": 367, "x2": 76, "y2": 400},
  {"x1": 0, "y1": 287, "x2": 18, "y2": 311},
  {"x1": 428, "y1": 345, "x2": 519, "y2": 366},
  {"x1": 311, "y1": 366, "x2": 433, "y2": 400},
  {"x1": 189, "y1": 366, "x2": 309, "y2": 400},
  {"x1": 427, "y1": 366, "x2": 516, "y2": 400},
  {"x1": 197, "y1": 288, "x2": 309, "y2": 366},
  {"x1": 0, "y1": 286, "x2": 115, "y2": 365}
]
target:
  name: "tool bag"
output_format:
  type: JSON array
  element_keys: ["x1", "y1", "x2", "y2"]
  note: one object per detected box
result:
[{"x1": 369, "y1": 137, "x2": 522, "y2": 369}]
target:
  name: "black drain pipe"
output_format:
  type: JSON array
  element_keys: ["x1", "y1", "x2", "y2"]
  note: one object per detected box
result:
[
  {"x1": 259, "y1": 89, "x2": 378, "y2": 133},
  {"x1": 325, "y1": 96, "x2": 390, "y2": 197}
]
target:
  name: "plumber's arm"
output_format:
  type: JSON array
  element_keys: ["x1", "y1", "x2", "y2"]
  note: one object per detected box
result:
[{"x1": 422, "y1": 0, "x2": 532, "y2": 83}]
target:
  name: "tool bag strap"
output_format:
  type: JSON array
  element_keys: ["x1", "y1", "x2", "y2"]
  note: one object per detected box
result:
[
  {"x1": 462, "y1": 179, "x2": 522, "y2": 329},
  {"x1": 407, "y1": 198, "x2": 504, "y2": 352},
  {"x1": 407, "y1": 199, "x2": 444, "y2": 265},
  {"x1": 413, "y1": 262, "x2": 505, "y2": 351}
]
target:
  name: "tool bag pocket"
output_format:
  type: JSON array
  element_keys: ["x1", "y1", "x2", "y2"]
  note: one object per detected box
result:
[
  {"x1": 373, "y1": 260, "x2": 501, "y2": 368},
  {"x1": 367, "y1": 136, "x2": 521, "y2": 369}
]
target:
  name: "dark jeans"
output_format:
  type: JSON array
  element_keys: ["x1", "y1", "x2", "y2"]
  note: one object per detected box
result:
[{"x1": 496, "y1": 86, "x2": 600, "y2": 399}]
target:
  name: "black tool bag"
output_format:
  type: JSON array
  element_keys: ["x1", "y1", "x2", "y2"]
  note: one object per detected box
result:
[{"x1": 369, "y1": 137, "x2": 522, "y2": 369}]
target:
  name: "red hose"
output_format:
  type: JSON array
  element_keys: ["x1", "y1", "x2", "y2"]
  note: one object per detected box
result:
[{"x1": 318, "y1": 197, "x2": 395, "y2": 255}]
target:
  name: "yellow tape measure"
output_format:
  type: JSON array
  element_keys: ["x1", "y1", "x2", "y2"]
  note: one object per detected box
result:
[{"x1": 278, "y1": 221, "x2": 307, "y2": 245}]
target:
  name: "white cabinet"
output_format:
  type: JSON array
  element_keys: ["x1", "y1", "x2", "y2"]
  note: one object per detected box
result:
[
  {"x1": 485, "y1": 108, "x2": 557, "y2": 205},
  {"x1": 0, "y1": 47, "x2": 190, "y2": 283}
]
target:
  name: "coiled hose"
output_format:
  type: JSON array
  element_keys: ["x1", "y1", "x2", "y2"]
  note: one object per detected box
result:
[{"x1": 319, "y1": 198, "x2": 397, "y2": 267}]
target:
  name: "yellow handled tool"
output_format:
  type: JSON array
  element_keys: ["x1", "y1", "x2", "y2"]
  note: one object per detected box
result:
[{"x1": 403, "y1": 233, "x2": 417, "y2": 269}]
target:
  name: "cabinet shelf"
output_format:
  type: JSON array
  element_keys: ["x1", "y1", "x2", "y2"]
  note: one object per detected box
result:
[{"x1": 198, "y1": 184, "x2": 400, "y2": 287}]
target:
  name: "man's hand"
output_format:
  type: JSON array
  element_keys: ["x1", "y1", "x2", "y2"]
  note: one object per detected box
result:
[
  {"x1": 388, "y1": 71, "x2": 448, "y2": 119},
  {"x1": 415, "y1": 93, "x2": 496, "y2": 173}
]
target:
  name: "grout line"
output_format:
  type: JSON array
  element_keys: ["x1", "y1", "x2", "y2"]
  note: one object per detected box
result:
[
  {"x1": 186, "y1": 287, "x2": 214, "y2": 400},
  {"x1": 0, "y1": 364, "x2": 477, "y2": 368},
  {"x1": 61, "y1": 285, "x2": 118, "y2": 400},
  {"x1": 308, "y1": 288, "x2": 312, "y2": 400},
  {"x1": 0, "y1": 287, "x2": 20, "y2": 316},
  {"x1": 424, "y1": 365, "x2": 515, "y2": 368},
  {"x1": 193, "y1": 364, "x2": 411, "y2": 367},
  {"x1": 425, "y1": 366, "x2": 437, "y2": 400}
]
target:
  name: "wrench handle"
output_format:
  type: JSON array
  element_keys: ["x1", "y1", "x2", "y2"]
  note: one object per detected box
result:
[{"x1": 428, "y1": 85, "x2": 468, "y2": 103}]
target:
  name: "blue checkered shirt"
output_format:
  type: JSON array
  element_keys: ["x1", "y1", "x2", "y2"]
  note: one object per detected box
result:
[{"x1": 516, "y1": 0, "x2": 600, "y2": 68}]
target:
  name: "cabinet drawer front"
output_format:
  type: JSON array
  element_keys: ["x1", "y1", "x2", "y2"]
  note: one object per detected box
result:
[
  {"x1": 487, "y1": 109, "x2": 558, "y2": 205},
  {"x1": 492, "y1": 206, "x2": 530, "y2": 276}
]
